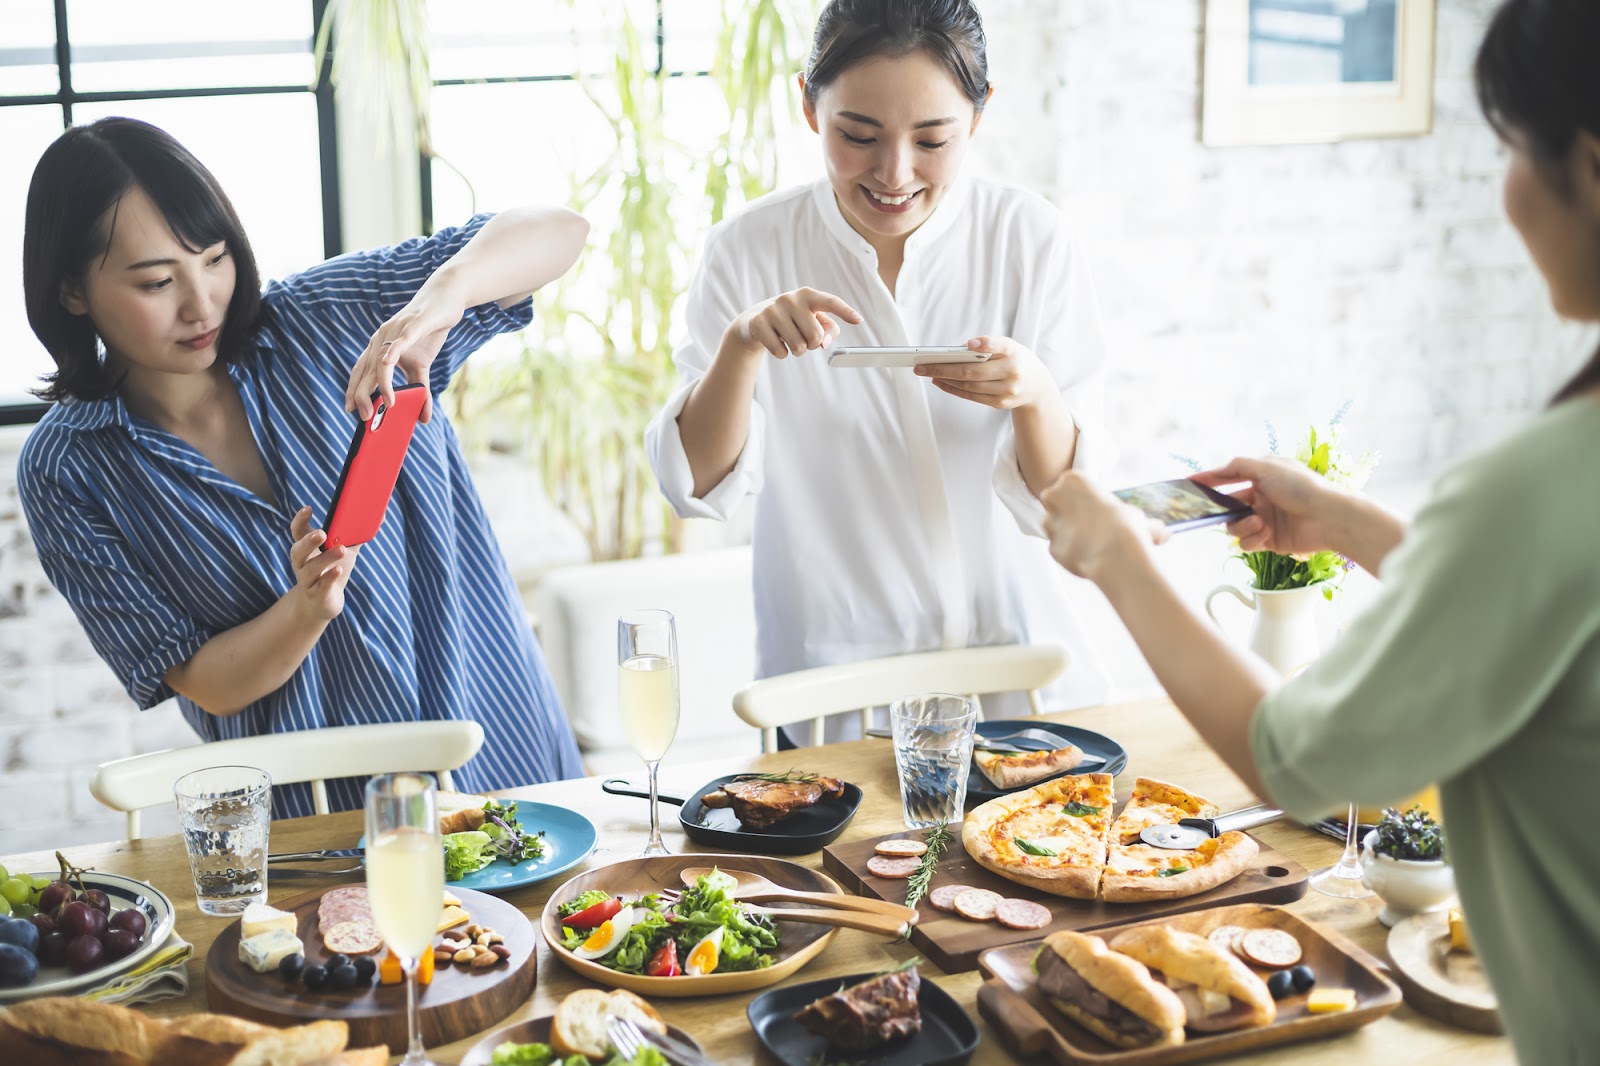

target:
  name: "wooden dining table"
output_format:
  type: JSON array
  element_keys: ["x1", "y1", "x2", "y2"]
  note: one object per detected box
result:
[{"x1": 4, "y1": 697, "x2": 1514, "y2": 1064}]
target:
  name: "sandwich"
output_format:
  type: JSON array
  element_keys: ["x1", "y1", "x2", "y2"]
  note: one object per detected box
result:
[
  {"x1": 1032, "y1": 930, "x2": 1186, "y2": 1049},
  {"x1": 550, "y1": 988, "x2": 667, "y2": 1061},
  {"x1": 1108, "y1": 925, "x2": 1276, "y2": 1033},
  {"x1": 436, "y1": 790, "x2": 489, "y2": 835}
]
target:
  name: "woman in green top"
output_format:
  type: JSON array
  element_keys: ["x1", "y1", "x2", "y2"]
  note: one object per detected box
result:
[{"x1": 1040, "y1": 1, "x2": 1600, "y2": 1061}]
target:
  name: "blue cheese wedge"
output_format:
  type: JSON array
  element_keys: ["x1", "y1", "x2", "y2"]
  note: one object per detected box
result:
[
  {"x1": 239, "y1": 928, "x2": 304, "y2": 973},
  {"x1": 241, "y1": 901, "x2": 297, "y2": 940}
]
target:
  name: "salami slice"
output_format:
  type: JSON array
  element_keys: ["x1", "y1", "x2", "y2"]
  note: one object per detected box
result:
[
  {"x1": 866, "y1": 855, "x2": 921, "y2": 879},
  {"x1": 995, "y1": 898, "x2": 1052, "y2": 930},
  {"x1": 952, "y1": 888, "x2": 1004, "y2": 922},
  {"x1": 323, "y1": 919, "x2": 383, "y2": 955},
  {"x1": 1207, "y1": 924, "x2": 1247, "y2": 954},
  {"x1": 928, "y1": 884, "x2": 974, "y2": 912},
  {"x1": 1239, "y1": 928, "x2": 1303, "y2": 969},
  {"x1": 321, "y1": 885, "x2": 368, "y2": 903},
  {"x1": 873, "y1": 839, "x2": 928, "y2": 858}
]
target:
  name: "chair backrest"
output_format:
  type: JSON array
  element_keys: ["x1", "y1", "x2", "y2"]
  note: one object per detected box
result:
[
  {"x1": 732, "y1": 644, "x2": 1069, "y2": 752},
  {"x1": 90, "y1": 720, "x2": 486, "y2": 839}
]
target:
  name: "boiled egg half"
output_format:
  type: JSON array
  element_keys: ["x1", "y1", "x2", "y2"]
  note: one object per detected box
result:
[
  {"x1": 573, "y1": 906, "x2": 635, "y2": 960},
  {"x1": 685, "y1": 926, "x2": 725, "y2": 976}
]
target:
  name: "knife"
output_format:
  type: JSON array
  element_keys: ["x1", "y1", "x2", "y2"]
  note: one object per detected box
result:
[
  {"x1": 1139, "y1": 805, "x2": 1285, "y2": 849},
  {"x1": 268, "y1": 848, "x2": 364, "y2": 864},
  {"x1": 864, "y1": 726, "x2": 1106, "y2": 762}
]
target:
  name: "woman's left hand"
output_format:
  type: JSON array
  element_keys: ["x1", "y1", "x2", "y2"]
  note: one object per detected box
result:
[
  {"x1": 344, "y1": 278, "x2": 469, "y2": 423},
  {"x1": 1041, "y1": 471, "x2": 1169, "y2": 583},
  {"x1": 913, "y1": 336, "x2": 1054, "y2": 410}
]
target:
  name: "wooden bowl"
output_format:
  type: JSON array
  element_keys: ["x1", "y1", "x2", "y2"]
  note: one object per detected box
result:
[{"x1": 541, "y1": 854, "x2": 841, "y2": 998}]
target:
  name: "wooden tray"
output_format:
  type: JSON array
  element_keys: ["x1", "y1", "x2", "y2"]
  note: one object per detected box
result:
[
  {"x1": 976, "y1": 903, "x2": 1401, "y2": 1064},
  {"x1": 1386, "y1": 910, "x2": 1501, "y2": 1034},
  {"x1": 823, "y1": 828, "x2": 1307, "y2": 973},
  {"x1": 206, "y1": 884, "x2": 536, "y2": 1049}
]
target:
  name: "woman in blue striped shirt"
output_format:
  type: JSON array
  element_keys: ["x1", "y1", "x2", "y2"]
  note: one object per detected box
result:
[{"x1": 18, "y1": 117, "x2": 587, "y2": 816}]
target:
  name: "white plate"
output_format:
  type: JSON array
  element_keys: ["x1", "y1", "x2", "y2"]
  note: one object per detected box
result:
[{"x1": 0, "y1": 871, "x2": 177, "y2": 1002}]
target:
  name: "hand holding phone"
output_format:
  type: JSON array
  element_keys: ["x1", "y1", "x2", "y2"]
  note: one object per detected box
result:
[
  {"x1": 827, "y1": 345, "x2": 992, "y2": 368},
  {"x1": 1112, "y1": 478, "x2": 1251, "y2": 533},
  {"x1": 325, "y1": 383, "x2": 428, "y2": 550}
]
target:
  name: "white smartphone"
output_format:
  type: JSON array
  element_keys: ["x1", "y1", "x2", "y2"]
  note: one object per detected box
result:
[{"x1": 826, "y1": 345, "x2": 991, "y2": 368}]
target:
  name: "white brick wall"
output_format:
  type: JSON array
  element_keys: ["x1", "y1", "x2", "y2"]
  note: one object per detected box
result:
[{"x1": 3, "y1": 0, "x2": 1596, "y2": 855}]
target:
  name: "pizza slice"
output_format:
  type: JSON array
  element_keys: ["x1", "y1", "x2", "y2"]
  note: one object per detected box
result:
[
  {"x1": 973, "y1": 742, "x2": 1086, "y2": 790},
  {"x1": 962, "y1": 773, "x2": 1115, "y2": 900},
  {"x1": 1102, "y1": 778, "x2": 1257, "y2": 902}
]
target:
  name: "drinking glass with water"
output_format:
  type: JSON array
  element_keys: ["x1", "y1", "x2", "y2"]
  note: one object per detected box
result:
[
  {"x1": 890, "y1": 693, "x2": 978, "y2": 829},
  {"x1": 173, "y1": 765, "x2": 271, "y2": 916}
]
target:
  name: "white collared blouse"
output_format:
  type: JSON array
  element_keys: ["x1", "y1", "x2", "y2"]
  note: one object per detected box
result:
[{"x1": 646, "y1": 176, "x2": 1113, "y2": 715}]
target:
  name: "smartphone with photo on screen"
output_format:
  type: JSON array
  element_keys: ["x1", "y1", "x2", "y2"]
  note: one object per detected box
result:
[
  {"x1": 324, "y1": 383, "x2": 427, "y2": 550},
  {"x1": 1112, "y1": 478, "x2": 1252, "y2": 533},
  {"x1": 826, "y1": 345, "x2": 991, "y2": 368}
]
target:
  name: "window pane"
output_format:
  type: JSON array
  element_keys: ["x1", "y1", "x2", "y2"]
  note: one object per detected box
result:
[
  {"x1": 661, "y1": 0, "x2": 722, "y2": 74},
  {"x1": 0, "y1": 106, "x2": 69, "y2": 405},
  {"x1": 66, "y1": 1, "x2": 313, "y2": 92},
  {"x1": 429, "y1": 0, "x2": 656, "y2": 80},
  {"x1": 72, "y1": 96, "x2": 324, "y2": 286},
  {"x1": 0, "y1": 2, "x2": 60, "y2": 95}
]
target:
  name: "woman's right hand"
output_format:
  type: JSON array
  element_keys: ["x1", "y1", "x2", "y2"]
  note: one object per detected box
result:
[
  {"x1": 1191, "y1": 457, "x2": 1349, "y2": 556},
  {"x1": 286, "y1": 506, "x2": 358, "y2": 623},
  {"x1": 724, "y1": 287, "x2": 862, "y2": 360}
]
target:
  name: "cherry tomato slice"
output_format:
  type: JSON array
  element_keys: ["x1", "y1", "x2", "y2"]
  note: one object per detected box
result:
[
  {"x1": 564, "y1": 897, "x2": 622, "y2": 930},
  {"x1": 645, "y1": 940, "x2": 680, "y2": 977}
]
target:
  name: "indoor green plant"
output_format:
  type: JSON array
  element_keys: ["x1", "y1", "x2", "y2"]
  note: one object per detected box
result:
[{"x1": 1361, "y1": 806, "x2": 1455, "y2": 926}]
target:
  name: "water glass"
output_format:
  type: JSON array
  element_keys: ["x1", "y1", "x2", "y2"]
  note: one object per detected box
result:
[
  {"x1": 890, "y1": 693, "x2": 978, "y2": 829},
  {"x1": 173, "y1": 765, "x2": 271, "y2": 916}
]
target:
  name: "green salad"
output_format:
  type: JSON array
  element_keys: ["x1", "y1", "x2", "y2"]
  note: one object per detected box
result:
[
  {"x1": 558, "y1": 871, "x2": 778, "y2": 976},
  {"x1": 443, "y1": 800, "x2": 545, "y2": 880},
  {"x1": 488, "y1": 1042, "x2": 666, "y2": 1066}
]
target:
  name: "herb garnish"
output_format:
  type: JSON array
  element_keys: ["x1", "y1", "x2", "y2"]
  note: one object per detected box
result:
[
  {"x1": 1014, "y1": 837, "x2": 1057, "y2": 857},
  {"x1": 1158, "y1": 866, "x2": 1189, "y2": 877},
  {"x1": 1062, "y1": 801, "x2": 1103, "y2": 818},
  {"x1": 904, "y1": 822, "x2": 951, "y2": 909}
]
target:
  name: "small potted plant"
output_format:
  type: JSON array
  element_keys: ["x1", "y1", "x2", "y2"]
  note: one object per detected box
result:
[{"x1": 1361, "y1": 806, "x2": 1454, "y2": 926}]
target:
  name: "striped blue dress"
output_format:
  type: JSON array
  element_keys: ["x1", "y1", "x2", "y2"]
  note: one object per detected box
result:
[{"x1": 18, "y1": 213, "x2": 585, "y2": 818}]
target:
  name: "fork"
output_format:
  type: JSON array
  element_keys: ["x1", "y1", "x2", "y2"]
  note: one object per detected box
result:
[
  {"x1": 865, "y1": 725, "x2": 1106, "y2": 760},
  {"x1": 608, "y1": 1016, "x2": 707, "y2": 1066},
  {"x1": 656, "y1": 889, "x2": 915, "y2": 937}
]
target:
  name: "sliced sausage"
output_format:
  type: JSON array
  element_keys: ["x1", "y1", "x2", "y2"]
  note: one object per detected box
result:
[
  {"x1": 874, "y1": 839, "x2": 929, "y2": 858},
  {"x1": 928, "y1": 884, "x2": 974, "y2": 912},
  {"x1": 995, "y1": 898, "x2": 1053, "y2": 930},
  {"x1": 953, "y1": 888, "x2": 1005, "y2": 922},
  {"x1": 866, "y1": 855, "x2": 922, "y2": 879}
]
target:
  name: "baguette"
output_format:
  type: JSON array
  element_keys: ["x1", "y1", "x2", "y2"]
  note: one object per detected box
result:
[
  {"x1": 551, "y1": 988, "x2": 666, "y2": 1061},
  {"x1": 1109, "y1": 926, "x2": 1275, "y2": 1032}
]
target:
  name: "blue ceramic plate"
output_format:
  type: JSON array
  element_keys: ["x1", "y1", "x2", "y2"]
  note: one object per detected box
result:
[
  {"x1": 965, "y1": 719, "x2": 1130, "y2": 801},
  {"x1": 363, "y1": 801, "x2": 598, "y2": 894}
]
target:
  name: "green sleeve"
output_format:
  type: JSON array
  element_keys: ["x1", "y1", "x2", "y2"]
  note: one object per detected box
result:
[{"x1": 1249, "y1": 436, "x2": 1600, "y2": 821}]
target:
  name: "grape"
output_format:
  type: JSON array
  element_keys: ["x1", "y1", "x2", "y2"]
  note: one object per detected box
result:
[
  {"x1": 0, "y1": 896, "x2": 9, "y2": 918},
  {"x1": 13, "y1": 904, "x2": 36, "y2": 919},
  {"x1": 108, "y1": 909, "x2": 147, "y2": 939},
  {"x1": 0, "y1": 944, "x2": 38, "y2": 988},
  {"x1": 81, "y1": 890, "x2": 111, "y2": 916},
  {"x1": 59, "y1": 901, "x2": 107, "y2": 940},
  {"x1": 37, "y1": 881, "x2": 73, "y2": 915},
  {"x1": 29, "y1": 875, "x2": 52, "y2": 892},
  {"x1": 0, "y1": 864, "x2": 8, "y2": 884},
  {"x1": 0, "y1": 879, "x2": 27, "y2": 907},
  {"x1": 65, "y1": 934, "x2": 104, "y2": 974},
  {"x1": 0, "y1": 918, "x2": 39, "y2": 956},
  {"x1": 28, "y1": 913, "x2": 55, "y2": 939},
  {"x1": 102, "y1": 930, "x2": 141, "y2": 962},
  {"x1": 37, "y1": 932, "x2": 69, "y2": 966}
]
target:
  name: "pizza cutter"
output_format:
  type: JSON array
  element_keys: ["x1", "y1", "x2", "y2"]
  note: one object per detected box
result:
[{"x1": 1139, "y1": 804, "x2": 1286, "y2": 849}]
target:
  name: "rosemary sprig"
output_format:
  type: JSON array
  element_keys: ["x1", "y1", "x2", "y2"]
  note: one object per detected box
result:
[
  {"x1": 872, "y1": 954, "x2": 923, "y2": 978},
  {"x1": 904, "y1": 822, "x2": 951, "y2": 909},
  {"x1": 731, "y1": 769, "x2": 823, "y2": 784}
]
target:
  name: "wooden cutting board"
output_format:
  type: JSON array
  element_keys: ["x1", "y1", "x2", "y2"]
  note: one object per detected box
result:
[
  {"x1": 206, "y1": 884, "x2": 536, "y2": 1049},
  {"x1": 976, "y1": 902, "x2": 1401, "y2": 1064},
  {"x1": 1386, "y1": 910, "x2": 1501, "y2": 1034},
  {"x1": 823, "y1": 827, "x2": 1307, "y2": 973}
]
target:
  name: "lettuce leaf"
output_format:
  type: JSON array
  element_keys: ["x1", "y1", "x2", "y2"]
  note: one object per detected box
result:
[{"x1": 443, "y1": 831, "x2": 494, "y2": 881}]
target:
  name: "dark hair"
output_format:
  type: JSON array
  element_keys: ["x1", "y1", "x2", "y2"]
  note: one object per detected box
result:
[
  {"x1": 1474, "y1": 0, "x2": 1600, "y2": 404},
  {"x1": 21, "y1": 117, "x2": 261, "y2": 403},
  {"x1": 803, "y1": 0, "x2": 989, "y2": 113}
]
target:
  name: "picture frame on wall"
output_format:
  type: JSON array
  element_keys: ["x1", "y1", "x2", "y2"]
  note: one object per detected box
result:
[{"x1": 1202, "y1": 0, "x2": 1437, "y2": 147}]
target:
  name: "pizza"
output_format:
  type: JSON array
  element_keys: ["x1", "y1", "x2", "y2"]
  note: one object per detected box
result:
[
  {"x1": 962, "y1": 776, "x2": 1259, "y2": 902},
  {"x1": 973, "y1": 742, "x2": 1086, "y2": 790}
]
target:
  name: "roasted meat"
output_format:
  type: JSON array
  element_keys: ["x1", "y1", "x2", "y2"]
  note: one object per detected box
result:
[
  {"x1": 700, "y1": 776, "x2": 846, "y2": 830},
  {"x1": 793, "y1": 969, "x2": 923, "y2": 1051}
]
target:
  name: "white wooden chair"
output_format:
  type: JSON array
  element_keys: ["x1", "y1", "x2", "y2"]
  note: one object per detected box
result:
[
  {"x1": 90, "y1": 720, "x2": 485, "y2": 838},
  {"x1": 732, "y1": 644, "x2": 1070, "y2": 752}
]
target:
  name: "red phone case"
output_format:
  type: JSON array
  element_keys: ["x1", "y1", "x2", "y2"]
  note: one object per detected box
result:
[{"x1": 325, "y1": 384, "x2": 427, "y2": 550}]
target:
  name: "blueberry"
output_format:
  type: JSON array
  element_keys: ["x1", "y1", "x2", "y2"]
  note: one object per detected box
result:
[
  {"x1": 352, "y1": 955, "x2": 376, "y2": 982},
  {"x1": 301, "y1": 964, "x2": 329, "y2": 991},
  {"x1": 279, "y1": 952, "x2": 306, "y2": 981},
  {"x1": 330, "y1": 962, "x2": 360, "y2": 990},
  {"x1": 1266, "y1": 969, "x2": 1296, "y2": 1000},
  {"x1": 1290, "y1": 964, "x2": 1317, "y2": 994},
  {"x1": 325, "y1": 953, "x2": 350, "y2": 971}
]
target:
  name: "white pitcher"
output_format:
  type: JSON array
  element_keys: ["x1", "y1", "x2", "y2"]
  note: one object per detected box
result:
[{"x1": 1204, "y1": 583, "x2": 1327, "y2": 676}]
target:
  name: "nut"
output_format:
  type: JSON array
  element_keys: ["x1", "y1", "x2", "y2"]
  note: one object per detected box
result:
[
  {"x1": 440, "y1": 928, "x2": 468, "y2": 943},
  {"x1": 453, "y1": 947, "x2": 478, "y2": 965},
  {"x1": 465, "y1": 924, "x2": 485, "y2": 939},
  {"x1": 475, "y1": 930, "x2": 505, "y2": 947},
  {"x1": 471, "y1": 949, "x2": 499, "y2": 969},
  {"x1": 488, "y1": 943, "x2": 511, "y2": 961},
  {"x1": 432, "y1": 946, "x2": 455, "y2": 965}
]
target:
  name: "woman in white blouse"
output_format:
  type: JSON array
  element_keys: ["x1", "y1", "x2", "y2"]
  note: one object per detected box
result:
[{"x1": 646, "y1": 0, "x2": 1111, "y2": 734}]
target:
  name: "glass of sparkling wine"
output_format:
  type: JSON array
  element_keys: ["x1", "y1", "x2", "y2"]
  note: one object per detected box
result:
[
  {"x1": 618, "y1": 609, "x2": 681, "y2": 858},
  {"x1": 365, "y1": 772, "x2": 444, "y2": 1066}
]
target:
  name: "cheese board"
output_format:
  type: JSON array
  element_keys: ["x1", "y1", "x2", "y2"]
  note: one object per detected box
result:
[
  {"x1": 822, "y1": 827, "x2": 1307, "y2": 973},
  {"x1": 976, "y1": 903, "x2": 1401, "y2": 1064},
  {"x1": 205, "y1": 883, "x2": 535, "y2": 1049},
  {"x1": 1386, "y1": 909, "x2": 1501, "y2": 1033}
]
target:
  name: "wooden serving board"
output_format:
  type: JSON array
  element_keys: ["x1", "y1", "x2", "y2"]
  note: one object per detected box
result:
[
  {"x1": 206, "y1": 884, "x2": 536, "y2": 1049},
  {"x1": 976, "y1": 903, "x2": 1401, "y2": 1064},
  {"x1": 1386, "y1": 910, "x2": 1501, "y2": 1034},
  {"x1": 823, "y1": 827, "x2": 1307, "y2": 973}
]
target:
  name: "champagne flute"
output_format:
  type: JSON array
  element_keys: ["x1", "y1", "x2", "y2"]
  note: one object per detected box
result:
[
  {"x1": 1310, "y1": 802, "x2": 1375, "y2": 898},
  {"x1": 365, "y1": 772, "x2": 444, "y2": 1065},
  {"x1": 618, "y1": 609, "x2": 681, "y2": 858}
]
